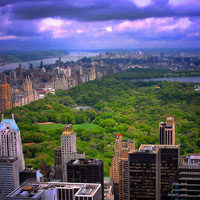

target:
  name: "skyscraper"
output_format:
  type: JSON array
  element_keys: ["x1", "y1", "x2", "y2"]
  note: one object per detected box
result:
[
  {"x1": 128, "y1": 144, "x2": 180, "y2": 200},
  {"x1": 67, "y1": 158, "x2": 104, "y2": 198},
  {"x1": 61, "y1": 124, "x2": 85, "y2": 181},
  {"x1": 110, "y1": 134, "x2": 135, "y2": 200},
  {"x1": 0, "y1": 83, "x2": 12, "y2": 112},
  {"x1": 0, "y1": 114, "x2": 25, "y2": 171},
  {"x1": 0, "y1": 114, "x2": 25, "y2": 200},
  {"x1": 159, "y1": 116, "x2": 175, "y2": 145},
  {"x1": 129, "y1": 147, "x2": 158, "y2": 200}
]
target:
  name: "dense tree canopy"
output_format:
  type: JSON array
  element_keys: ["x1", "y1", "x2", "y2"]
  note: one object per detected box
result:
[{"x1": 3, "y1": 69, "x2": 200, "y2": 176}]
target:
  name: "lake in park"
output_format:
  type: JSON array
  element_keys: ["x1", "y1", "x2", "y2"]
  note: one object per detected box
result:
[{"x1": 132, "y1": 76, "x2": 200, "y2": 83}]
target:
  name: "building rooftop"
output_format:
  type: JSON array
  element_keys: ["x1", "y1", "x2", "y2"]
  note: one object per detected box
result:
[
  {"x1": 139, "y1": 144, "x2": 180, "y2": 152},
  {"x1": 62, "y1": 124, "x2": 74, "y2": 135},
  {"x1": 0, "y1": 118, "x2": 19, "y2": 132},
  {"x1": 68, "y1": 158, "x2": 103, "y2": 165},
  {"x1": 185, "y1": 155, "x2": 200, "y2": 166},
  {"x1": 7, "y1": 182, "x2": 101, "y2": 199}
]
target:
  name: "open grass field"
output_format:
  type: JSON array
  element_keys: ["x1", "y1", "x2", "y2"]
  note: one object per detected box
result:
[{"x1": 38, "y1": 123, "x2": 99, "y2": 132}]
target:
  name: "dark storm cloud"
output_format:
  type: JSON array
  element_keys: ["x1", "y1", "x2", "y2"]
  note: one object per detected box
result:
[
  {"x1": 0, "y1": 0, "x2": 47, "y2": 7},
  {"x1": 1, "y1": 0, "x2": 200, "y2": 50},
  {"x1": 5, "y1": 0, "x2": 200, "y2": 21}
]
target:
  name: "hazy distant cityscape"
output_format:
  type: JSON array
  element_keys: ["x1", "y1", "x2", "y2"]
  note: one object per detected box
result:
[{"x1": 0, "y1": 50, "x2": 200, "y2": 112}]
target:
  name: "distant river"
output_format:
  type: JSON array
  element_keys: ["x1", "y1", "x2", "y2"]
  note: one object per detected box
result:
[
  {"x1": 132, "y1": 76, "x2": 200, "y2": 83},
  {"x1": 0, "y1": 52, "x2": 98, "y2": 72}
]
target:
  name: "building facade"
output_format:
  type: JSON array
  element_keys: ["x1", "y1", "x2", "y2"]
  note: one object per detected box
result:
[
  {"x1": 119, "y1": 158, "x2": 129, "y2": 200},
  {"x1": 67, "y1": 158, "x2": 104, "y2": 198},
  {"x1": 128, "y1": 145, "x2": 180, "y2": 200},
  {"x1": 159, "y1": 116, "x2": 175, "y2": 145},
  {"x1": 54, "y1": 146, "x2": 62, "y2": 180},
  {"x1": 0, "y1": 157, "x2": 19, "y2": 200},
  {"x1": 110, "y1": 134, "x2": 135, "y2": 200},
  {"x1": 0, "y1": 83, "x2": 12, "y2": 112},
  {"x1": 129, "y1": 148, "x2": 159, "y2": 200},
  {"x1": 19, "y1": 169, "x2": 40, "y2": 185},
  {"x1": 168, "y1": 155, "x2": 200, "y2": 199}
]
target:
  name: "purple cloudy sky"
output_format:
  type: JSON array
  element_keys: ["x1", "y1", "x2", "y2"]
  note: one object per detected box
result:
[{"x1": 0, "y1": 0, "x2": 200, "y2": 50}]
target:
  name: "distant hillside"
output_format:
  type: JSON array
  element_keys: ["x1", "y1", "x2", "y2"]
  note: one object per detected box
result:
[{"x1": 0, "y1": 50, "x2": 69, "y2": 64}]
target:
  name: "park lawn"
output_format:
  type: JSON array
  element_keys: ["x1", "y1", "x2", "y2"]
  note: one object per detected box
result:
[{"x1": 39, "y1": 123, "x2": 99, "y2": 132}]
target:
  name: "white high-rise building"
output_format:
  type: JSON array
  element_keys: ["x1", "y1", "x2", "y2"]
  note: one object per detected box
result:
[
  {"x1": 0, "y1": 114, "x2": 25, "y2": 200},
  {"x1": 61, "y1": 124, "x2": 85, "y2": 181},
  {"x1": 0, "y1": 114, "x2": 25, "y2": 171}
]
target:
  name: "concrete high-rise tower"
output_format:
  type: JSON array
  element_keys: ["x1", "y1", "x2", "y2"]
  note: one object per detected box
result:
[
  {"x1": 0, "y1": 83, "x2": 12, "y2": 112},
  {"x1": 61, "y1": 124, "x2": 85, "y2": 181},
  {"x1": 159, "y1": 116, "x2": 175, "y2": 145},
  {"x1": 110, "y1": 134, "x2": 135, "y2": 200}
]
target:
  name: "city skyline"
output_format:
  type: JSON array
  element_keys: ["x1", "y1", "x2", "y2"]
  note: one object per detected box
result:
[{"x1": 0, "y1": 0, "x2": 200, "y2": 50}]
